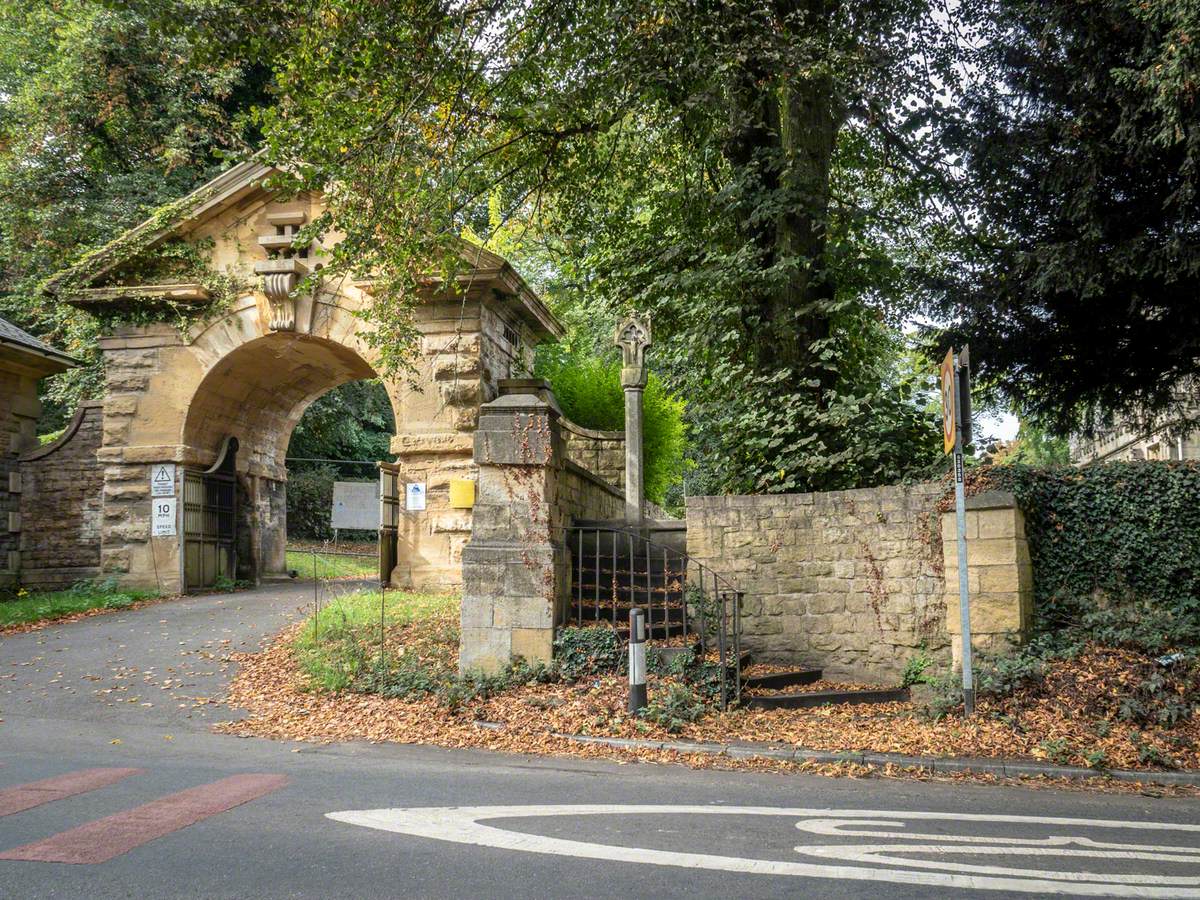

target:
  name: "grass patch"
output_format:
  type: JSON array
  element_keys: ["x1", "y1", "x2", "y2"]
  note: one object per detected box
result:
[
  {"x1": 285, "y1": 549, "x2": 377, "y2": 580},
  {"x1": 0, "y1": 578, "x2": 160, "y2": 628},
  {"x1": 294, "y1": 589, "x2": 458, "y2": 691}
]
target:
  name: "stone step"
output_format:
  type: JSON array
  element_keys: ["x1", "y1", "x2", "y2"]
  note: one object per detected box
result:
[
  {"x1": 743, "y1": 686, "x2": 910, "y2": 710},
  {"x1": 742, "y1": 668, "x2": 823, "y2": 690}
]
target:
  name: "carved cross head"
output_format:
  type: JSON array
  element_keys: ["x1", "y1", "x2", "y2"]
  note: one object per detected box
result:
[{"x1": 614, "y1": 316, "x2": 652, "y2": 388}]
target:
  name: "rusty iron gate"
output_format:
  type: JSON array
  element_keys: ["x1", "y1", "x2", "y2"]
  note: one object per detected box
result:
[{"x1": 183, "y1": 437, "x2": 238, "y2": 591}]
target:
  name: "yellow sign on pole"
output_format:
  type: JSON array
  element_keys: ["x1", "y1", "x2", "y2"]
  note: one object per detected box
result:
[{"x1": 941, "y1": 347, "x2": 957, "y2": 454}]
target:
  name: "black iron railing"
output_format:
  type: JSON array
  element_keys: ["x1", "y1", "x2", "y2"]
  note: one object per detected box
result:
[{"x1": 563, "y1": 525, "x2": 743, "y2": 709}]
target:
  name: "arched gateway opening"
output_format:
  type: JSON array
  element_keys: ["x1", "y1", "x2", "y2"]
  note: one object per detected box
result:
[{"x1": 180, "y1": 332, "x2": 393, "y2": 588}]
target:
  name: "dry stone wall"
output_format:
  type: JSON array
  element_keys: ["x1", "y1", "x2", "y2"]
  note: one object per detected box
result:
[
  {"x1": 685, "y1": 485, "x2": 949, "y2": 683},
  {"x1": 18, "y1": 403, "x2": 105, "y2": 591}
]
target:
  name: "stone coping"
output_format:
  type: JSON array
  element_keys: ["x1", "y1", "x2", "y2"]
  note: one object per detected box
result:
[
  {"x1": 560, "y1": 419, "x2": 625, "y2": 441},
  {"x1": 547, "y1": 732, "x2": 1200, "y2": 786},
  {"x1": 686, "y1": 483, "x2": 941, "y2": 509},
  {"x1": 497, "y1": 379, "x2": 623, "y2": 440},
  {"x1": 963, "y1": 490, "x2": 1019, "y2": 511}
]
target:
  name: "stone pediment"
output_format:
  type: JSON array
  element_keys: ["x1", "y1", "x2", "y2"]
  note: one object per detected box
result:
[{"x1": 47, "y1": 157, "x2": 563, "y2": 339}]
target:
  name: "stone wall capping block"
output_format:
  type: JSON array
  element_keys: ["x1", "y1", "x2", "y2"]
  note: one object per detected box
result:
[
  {"x1": 479, "y1": 393, "x2": 557, "y2": 414},
  {"x1": 963, "y1": 490, "x2": 1019, "y2": 511}
]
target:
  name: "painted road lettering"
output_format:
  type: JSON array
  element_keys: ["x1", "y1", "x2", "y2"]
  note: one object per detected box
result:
[{"x1": 327, "y1": 804, "x2": 1200, "y2": 897}]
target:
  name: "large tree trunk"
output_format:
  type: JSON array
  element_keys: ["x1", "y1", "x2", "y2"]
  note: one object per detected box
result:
[{"x1": 724, "y1": 0, "x2": 841, "y2": 385}]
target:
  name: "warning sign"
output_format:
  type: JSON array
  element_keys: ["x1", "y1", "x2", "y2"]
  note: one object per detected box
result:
[{"x1": 150, "y1": 463, "x2": 176, "y2": 497}]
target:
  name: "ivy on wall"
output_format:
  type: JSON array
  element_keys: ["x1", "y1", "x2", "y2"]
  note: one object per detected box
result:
[
  {"x1": 81, "y1": 236, "x2": 246, "y2": 332},
  {"x1": 958, "y1": 461, "x2": 1200, "y2": 652}
]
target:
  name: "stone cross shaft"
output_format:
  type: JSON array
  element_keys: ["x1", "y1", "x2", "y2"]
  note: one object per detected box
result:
[{"x1": 614, "y1": 317, "x2": 651, "y2": 525}]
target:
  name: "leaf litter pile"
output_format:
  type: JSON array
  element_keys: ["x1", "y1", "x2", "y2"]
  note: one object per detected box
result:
[{"x1": 218, "y1": 596, "x2": 1199, "y2": 785}]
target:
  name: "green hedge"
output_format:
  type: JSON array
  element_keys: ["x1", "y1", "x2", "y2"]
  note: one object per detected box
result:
[
  {"x1": 969, "y1": 461, "x2": 1200, "y2": 651},
  {"x1": 534, "y1": 352, "x2": 685, "y2": 504}
]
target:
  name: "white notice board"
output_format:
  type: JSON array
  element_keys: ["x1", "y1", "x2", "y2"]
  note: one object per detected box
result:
[
  {"x1": 151, "y1": 497, "x2": 177, "y2": 537},
  {"x1": 331, "y1": 481, "x2": 380, "y2": 531},
  {"x1": 405, "y1": 482, "x2": 427, "y2": 511}
]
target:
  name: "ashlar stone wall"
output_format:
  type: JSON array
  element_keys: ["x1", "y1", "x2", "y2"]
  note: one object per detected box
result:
[
  {"x1": 686, "y1": 485, "x2": 950, "y2": 683},
  {"x1": 460, "y1": 390, "x2": 635, "y2": 673},
  {"x1": 18, "y1": 403, "x2": 105, "y2": 590},
  {"x1": 559, "y1": 462, "x2": 625, "y2": 524},
  {"x1": 942, "y1": 490, "x2": 1033, "y2": 666},
  {"x1": 561, "y1": 422, "x2": 625, "y2": 492}
]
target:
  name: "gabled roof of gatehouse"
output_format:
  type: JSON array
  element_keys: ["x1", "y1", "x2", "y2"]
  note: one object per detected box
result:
[
  {"x1": 0, "y1": 315, "x2": 78, "y2": 373},
  {"x1": 45, "y1": 157, "x2": 564, "y2": 339}
]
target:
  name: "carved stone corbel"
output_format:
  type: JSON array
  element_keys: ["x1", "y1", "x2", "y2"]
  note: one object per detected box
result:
[{"x1": 253, "y1": 258, "x2": 308, "y2": 332}]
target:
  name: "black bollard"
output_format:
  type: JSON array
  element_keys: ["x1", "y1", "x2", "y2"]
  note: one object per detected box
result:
[{"x1": 629, "y1": 608, "x2": 648, "y2": 714}]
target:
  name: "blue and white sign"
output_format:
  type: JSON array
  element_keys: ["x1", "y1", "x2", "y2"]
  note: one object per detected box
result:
[{"x1": 405, "y1": 482, "x2": 427, "y2": 512}]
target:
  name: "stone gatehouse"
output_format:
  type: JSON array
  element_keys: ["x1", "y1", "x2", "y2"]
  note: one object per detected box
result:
[
  {"x1": 0, "y1": 317, "x2": 78, "y2": 590},
  {"x1": 18, "y1": 159, "x2": 633, "y2": 596}
]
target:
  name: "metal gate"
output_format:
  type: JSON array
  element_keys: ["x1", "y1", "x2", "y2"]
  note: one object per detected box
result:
[
  {"x1": 378, "y1": 462, "x2": 400, "y2": 584},
  {"x1": 183, "y1": 437, "x2": 238, "y2": 591}
]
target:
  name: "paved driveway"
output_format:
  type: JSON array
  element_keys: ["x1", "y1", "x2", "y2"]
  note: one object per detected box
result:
[
  {"x1": 0, "y1": 579, "x2": 366, "y2": 730},
  {"x1": 1, "y1": 579, "x2": 1199, "y2": 898}
]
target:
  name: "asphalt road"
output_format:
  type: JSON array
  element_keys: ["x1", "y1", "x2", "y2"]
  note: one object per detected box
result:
[{"x1": 1, "y1": 583, "x2": 1198, "y2": 899}]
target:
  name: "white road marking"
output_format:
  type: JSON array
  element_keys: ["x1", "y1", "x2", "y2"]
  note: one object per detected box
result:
[{"x1": 325, "y1": 804, "x2": 1200, "y2": 897}]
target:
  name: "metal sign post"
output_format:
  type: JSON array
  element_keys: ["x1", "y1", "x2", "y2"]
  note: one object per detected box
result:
[{"x1": 942, "y1": 346, "x2": 975, "y2": 716}]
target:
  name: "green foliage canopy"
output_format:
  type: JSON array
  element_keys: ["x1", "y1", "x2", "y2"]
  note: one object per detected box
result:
[
  {"x1": 0, "y1": 0, "x2": 266, "y2": 424},
  {"x1": 933, "y1": 0, "x2": 1200, "y2": 435},
  {"x1": 534, "y1": 349, "x2": 685, "y2": 505},
  {"x1": 224, "y1": 0, "x2": 952, "y2": 495}
]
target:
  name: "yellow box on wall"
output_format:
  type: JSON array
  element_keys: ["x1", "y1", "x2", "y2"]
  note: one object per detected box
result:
[{"x1": 449, "y1": 479, "x2": 476, "y2": 509}]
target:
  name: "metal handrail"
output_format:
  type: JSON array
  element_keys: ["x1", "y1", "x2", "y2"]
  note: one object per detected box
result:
[{"x1": 562, "y1": 524, "x2": 743, "y2": 709}]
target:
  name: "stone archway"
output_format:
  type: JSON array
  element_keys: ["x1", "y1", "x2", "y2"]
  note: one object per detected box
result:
[{"x1": 42, "y1": 160, "x2": 564, "y2": 595}]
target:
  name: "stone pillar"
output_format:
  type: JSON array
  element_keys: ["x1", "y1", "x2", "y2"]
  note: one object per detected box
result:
[
  {"x1": 941, "y1": 490, "x2": 1033, "y2": 667},
  {"x1": 614, "y1": 317, "x2": 651, "y2": 525},
  {"x1": 459, "y1": 393, "x2": 568, "y2": 673}
]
